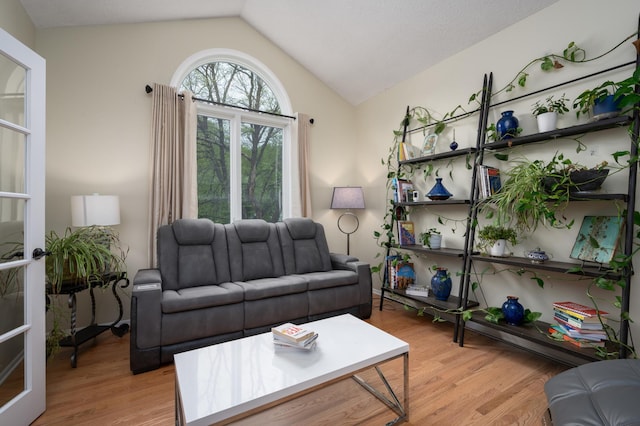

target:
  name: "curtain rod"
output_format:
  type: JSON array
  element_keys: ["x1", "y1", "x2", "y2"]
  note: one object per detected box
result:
[{"x1": 145, "y1": 84, "x2": 309, "y2": 122}]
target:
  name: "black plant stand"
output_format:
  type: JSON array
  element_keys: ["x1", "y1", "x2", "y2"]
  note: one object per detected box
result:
[{"x1": 47, "y1": 272, "x2": 130, "y2": 367}]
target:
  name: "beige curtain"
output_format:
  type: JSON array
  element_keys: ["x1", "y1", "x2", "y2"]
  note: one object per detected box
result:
[
  {"x1": 294, "y1": 112, "x2": 312, "y2": 217},
  {"x1": 148, "y1": 83, "x2": 197, "y2": 267}
]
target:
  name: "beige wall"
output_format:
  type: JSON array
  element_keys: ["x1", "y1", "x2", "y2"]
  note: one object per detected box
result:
[
  {"x1": 356, "y1": 0, "x2": 640, "y2": 339},
  {"x1": 0, "y1": 0, "x2": 35, "y2": 48},
  {"x1": 34, "y1": 17, "x2": 357, "y2": 322}
]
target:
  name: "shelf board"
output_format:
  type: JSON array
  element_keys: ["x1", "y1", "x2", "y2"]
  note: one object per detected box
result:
[
  {"x1": 395, "y1": 199, "x2": 471, "y2": 207},
  {"x1": 381, "y1": 287, "x2": 479, "y2": 323},
  {"x1": 397, "y1": 245, "x2": 466, "y2": 257},
  {"x1": 471, "y1": 254, "x2": 620, "y2": 279},
  {"x1": 464, "y1": 315, "x2": 609, "y2": 367},
  {"x1": 482, "y1": 115, "x2": 631, "y2": 150},
  {"x1": 60, "y1": 324, "x2": 110, "y2": 347},
  {"x1": 399, "y1": 147, "x2": 476, "y2": 165}
]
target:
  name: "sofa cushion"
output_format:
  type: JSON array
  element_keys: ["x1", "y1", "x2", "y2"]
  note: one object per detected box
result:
[
  {"x1": 301, "y1": 270, "x2": 358, "y2": 290},
  {"x1": 545, "y1": 359, "x2": 640, "y2": 426},
  {"x1": 162, "y1": 282, "x2": 244, "y2": 314},
  {"x1": 226, "y1": 219, "x2": 285, "y2": 281},
  {"x1": 236, "y1": 275, "x2": 307, "y2": 301},
  {"x1": 158, "y1": 219, "x2": 231, "y2": 291},
  {"x1": 277, "y1": 218, "x2": 332, "y2": 274}
]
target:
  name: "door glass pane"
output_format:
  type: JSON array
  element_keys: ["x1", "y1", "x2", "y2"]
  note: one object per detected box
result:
[
  {"x1": 0, "y1": 266, "x2": 24, "y2": 334},
  {"x1": 241, "y1": 122, "x2": 282, "y2": 221},
  {"x1": 197, "y1": 115, "x2": 230, "y2": 223},
  {"x1": 0, "y1": 334, "x2": 25, "y2": 407},
  {"x1": 0, "y1": 52, "x2": 25, "y2": 127},
  {"x1": 0, "y1": 199, "x2": 25, "y2": 239},
  {"x1": 0, "y1": 127, "x2": 25, "y2": 193}
]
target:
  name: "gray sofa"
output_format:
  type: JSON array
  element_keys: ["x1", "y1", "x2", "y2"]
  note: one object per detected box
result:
[
  {"x1": 544, "y1": 359, "x2": 640, "y2": 425},
  {"x1": 130, "y1": 217, "x2": 372, "y2": 374}
]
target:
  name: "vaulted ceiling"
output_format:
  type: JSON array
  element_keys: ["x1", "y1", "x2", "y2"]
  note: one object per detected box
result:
[{"x1": 20, "y1": 0, "x2": 558, "y2": 105}]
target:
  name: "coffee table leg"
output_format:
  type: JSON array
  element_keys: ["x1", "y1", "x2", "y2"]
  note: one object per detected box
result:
[{"x1": 352, "y1": 352, "x2": 409, "y2": 424}]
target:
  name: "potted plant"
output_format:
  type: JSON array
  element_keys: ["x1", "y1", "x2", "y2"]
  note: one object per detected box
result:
[
  {"x1": 477, "y1": 225, "x2": 517, "y2": 257},
  {"x1": 531, "y1": 93, "x2": 569, "y2": 132},
  {"x1": 45, "y1": 225, "x2": 127, "y2": 356},
  {"x1": 573, "y1": 67, "x2": 640, "y2": 120},
  {"x1": 419, "y1": 228, "x2": 441, "y2": 249}
]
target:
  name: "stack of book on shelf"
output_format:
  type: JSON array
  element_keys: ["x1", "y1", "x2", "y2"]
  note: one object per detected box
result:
[
  {"x1": 391, "y1": 178, "x2": 414, "y2": 203},
  {"x1": 549, "y1": 301, "x2": 609, "y2": 348},
  {"x1": 477, "y1": 165, "x2": 501, "y2": 198},
  {"x1": 405, "y1": 285, "x2": 429, "y2": 297},
  {"x1": 271, "y1": 322, "x2": 319, "y2": 351}
]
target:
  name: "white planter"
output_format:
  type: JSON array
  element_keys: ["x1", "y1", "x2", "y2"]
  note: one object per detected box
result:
[
  {"x1": 490, "y1": 239, "x2": 507, "y2": 257},
  {"x1": 536, "y1": 112, "x2": 557, "y2": 133},
  {"x1": 429, "y1": 234, "x2": 442, "y2": 249}
]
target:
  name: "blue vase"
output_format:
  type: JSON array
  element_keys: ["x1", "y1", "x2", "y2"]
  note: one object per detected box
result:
[
  {"x1": 431, "y1": 268, "x2": 452, "y2": 301},
  {"x1": 449, "y1": 140, "x2": 459, "y2": 151},
  {"x1": 502, "y1": 296, "x2": 525, "y2": 325},
  {"x1": 427, "y1": 178, "x2": 453, "y2": 200},
  {"x1": 496, "y1": 110, "x2": 519, "y2": 140}
]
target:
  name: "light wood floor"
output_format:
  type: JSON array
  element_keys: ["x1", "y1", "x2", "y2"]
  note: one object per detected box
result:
[{"x1": 31, "y1": 295, "x2": 568, "y2": 425}]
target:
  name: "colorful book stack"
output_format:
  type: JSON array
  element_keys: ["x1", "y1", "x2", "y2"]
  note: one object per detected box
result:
[
  {"x1": 271, "y1": 322, "x2": 318, "y2": 351},
  {"x1": 549, "y1": 301, "x2": 609, "y2": 348}
]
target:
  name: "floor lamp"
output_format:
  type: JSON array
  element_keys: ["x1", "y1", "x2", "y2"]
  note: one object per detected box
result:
[{"x1": 330, "y1": 186, "x2": 365, "y2": 255}]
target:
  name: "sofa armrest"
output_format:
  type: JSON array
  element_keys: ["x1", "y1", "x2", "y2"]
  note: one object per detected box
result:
[
  {"x1": 329, "y1": 252, "x2": 359, "y2": 269},
  {"x1": 131, "y1": 269, "x2": 163, "y2": 349},
  {"x1": 330, "y1": 253, "x2": 372, "y2": 318}
]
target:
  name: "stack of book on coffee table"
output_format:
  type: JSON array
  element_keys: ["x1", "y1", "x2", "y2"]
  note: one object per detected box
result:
[{"x1": 271, "y1": 322, "x2": 319, "y2": 351}]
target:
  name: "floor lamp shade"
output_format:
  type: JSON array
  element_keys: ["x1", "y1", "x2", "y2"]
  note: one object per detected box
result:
[
  {"x1": 330, "y1": 187, "x2": 365, "y2": 210},
  {"x1": 71, "y1": 194, "x2": 120, "y2": 227}
]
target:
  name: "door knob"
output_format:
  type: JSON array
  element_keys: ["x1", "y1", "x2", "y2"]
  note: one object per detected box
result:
[{"x1": 32, "y1": 248, "x2": 51, "y2": 260}]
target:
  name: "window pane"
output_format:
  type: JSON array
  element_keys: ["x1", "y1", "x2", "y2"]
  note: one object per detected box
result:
[
  {"x1": 241, "y1": 122, "x2": 282, "y2": 221},
  {"x1": 197, "y1": 115, "x2": 230, "y2": 223},
  {"x1": 0, "y1": 52, "x2": 25, "y2": 127},
  {"x1": 0, "y1": 127, "x2": 25, "y2": 193},
  {"x1": 0, "y1": 333, "x2": 25, "y2": 407}
]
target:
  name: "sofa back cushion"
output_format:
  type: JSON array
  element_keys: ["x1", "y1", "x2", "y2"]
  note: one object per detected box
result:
[
  {"x1": 277, "y1": 218, "x2": 332, "y2": 274},
  {"x1": 157, "y1": 218, "x2": 230, "y2": 290},
  {"x1": 226, "y1": 219, "x2": 285, "y2": 281}
]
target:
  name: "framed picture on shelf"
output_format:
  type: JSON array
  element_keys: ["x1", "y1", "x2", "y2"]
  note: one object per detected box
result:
[
  {"x1": 422, "y1": 133, "x2": 438, "y2": 156},
  {"x1": 570, "y1": 216, "x2": 624, "y2": 264}
]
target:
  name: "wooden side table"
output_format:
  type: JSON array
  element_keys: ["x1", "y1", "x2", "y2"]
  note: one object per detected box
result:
[{"x1": 46, "y1": 272, "x2": 130, "y2": 367}]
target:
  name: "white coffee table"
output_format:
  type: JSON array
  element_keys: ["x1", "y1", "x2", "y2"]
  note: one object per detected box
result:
[{"x1": 174, "y1": 313, "x2": 409, "y2": 425}]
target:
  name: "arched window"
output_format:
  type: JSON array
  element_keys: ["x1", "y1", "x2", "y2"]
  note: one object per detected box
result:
[{"x1": 171, "y1": 49, "x2": 294, "y2": 223}]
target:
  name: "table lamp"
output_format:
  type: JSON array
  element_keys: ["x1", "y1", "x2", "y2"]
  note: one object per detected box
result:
[
  {"x1": 71, "y1": 194, "x2": 120, "y2": 227},
  {"x1": 330, "y1": 186, "x2": 365, "y2": 255}
]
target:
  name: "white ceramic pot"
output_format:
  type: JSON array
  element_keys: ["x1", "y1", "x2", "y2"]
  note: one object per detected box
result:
[
  {"x1": 490, "y1": 239, "x2": 506, "y2": 257},
  {"x1": 429, "y1": 234, "x2": 442, "y2": 249},
  {"x1": 536, "y1": 111, "x2": 557, "y2": 133}
]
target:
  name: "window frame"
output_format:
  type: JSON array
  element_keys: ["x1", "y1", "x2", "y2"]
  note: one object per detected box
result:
[{"x1": 171, "y1": 49, "x2": 295, "y2": 222}]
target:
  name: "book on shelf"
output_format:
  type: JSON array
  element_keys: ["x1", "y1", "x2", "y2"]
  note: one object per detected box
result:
[
  {"x1": 548, "y1": 326, "x2": 605, "y2": 348},
  {"x1": 271, "y1": 322, "x2": 316, "y2": 343},
  {"x1": 392, "y1": 178, "x2": 413, "y2": 203},
  {"x1": 394, "y1": 263, "x2": 416, "y2": 290},
  {"x1": 552, "y1": 301, "x2": 608, "y2": 318},
  {"x1": 402, "y1": 142, "x2": 422, "y2": 161},
  {"x1": 404, "y1": 285, "x2": 429, "y2": 297},
  {"x1": 554, "y1": 311, "x2": 604, "y2": 330},
  {"x1": 477, "y1": 165, "x2": 501, "y2": 198},
  {"x1": 398, "y1": 142, "x2": 406, "y2": 161},
  {"x1": 385, "y1": 255, "x2": 402, "y2": 289},
  {"x1": 397, "y1": 220, "x2": 416, "y2": 245},
  {"x1": 552, "y1": 307, "x2": 602, "y2": 324},
  {"x1": 549, "y1": 324, "x2": 606, "y2": 342}
]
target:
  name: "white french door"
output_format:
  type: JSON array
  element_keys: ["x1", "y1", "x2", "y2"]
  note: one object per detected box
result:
[{"x1": 0, "y1": 28, "x2": 46, "y2": 425}]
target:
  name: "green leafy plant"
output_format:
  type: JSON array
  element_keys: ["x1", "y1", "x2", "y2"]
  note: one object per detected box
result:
[
  {"x1": 45, "y1": 226, "x2": 127, "y2": 356},
  {"x1": 419, "y1": 228, "x2": 440, "y2": 247},
  {"x1": 573, "y1": 66, "x2": 640, "y2": 118},
  {"x1": 476, "y1": 225, "x2": 517, "y2": 252},
  {"x1": 531, "y1": 93, "x2": 570, "y2": 116}
]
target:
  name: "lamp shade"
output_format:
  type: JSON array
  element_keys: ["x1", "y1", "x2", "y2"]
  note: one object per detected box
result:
[
  {"x1": 330, "y1": 187, "x2": 365, "y2": 209},
  {"x1": 71, "y1": 194, "x2": 120, "y2": 227}
]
